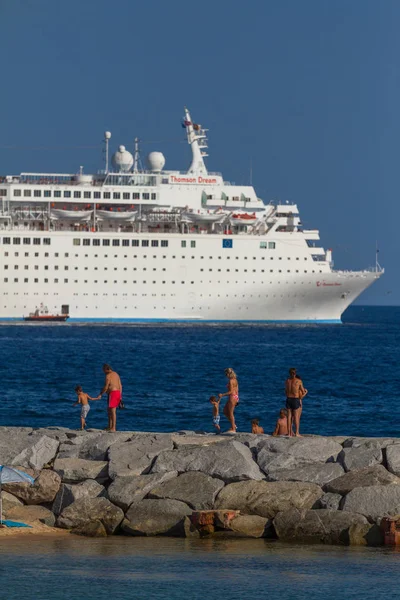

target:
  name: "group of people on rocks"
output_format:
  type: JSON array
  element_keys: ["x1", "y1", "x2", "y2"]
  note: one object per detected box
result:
[
  {"x1": 73, "y1": 365, "x2": 307, "y2": 436},
  {"x1": 210, "y1": 367, "x2": 307, "y2": 436},
  {"x1": 73, "y1": 364, "x2": 124, "y2": 432}
]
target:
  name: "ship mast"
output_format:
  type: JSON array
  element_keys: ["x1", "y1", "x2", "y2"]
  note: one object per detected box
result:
[{"x1": 184, "y1": 107, "x2": 208, "y2": 175}]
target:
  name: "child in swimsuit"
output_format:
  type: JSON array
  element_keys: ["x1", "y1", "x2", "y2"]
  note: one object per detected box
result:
[
  {"x1": 273, "y1": 409, "x2": 289, "y2": 436},
  {"x1": 73, "y1": 385, "x2": 100, "y2": 430},
  {"x1": 209, "y1": 396, "x2": 221, "y2": 432},
  {"x1": 251, "y1": 418, "x2": 264, "y2": 434}
]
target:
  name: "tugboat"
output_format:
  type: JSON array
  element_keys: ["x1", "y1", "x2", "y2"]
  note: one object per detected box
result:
[{"x1": 23, "y1": 303, "x2": 69, "y2": 322}]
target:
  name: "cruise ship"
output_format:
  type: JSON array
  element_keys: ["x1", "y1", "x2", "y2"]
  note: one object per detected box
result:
[{"x1": 0, "y1": 108, "x2": 382, "y2": 323}]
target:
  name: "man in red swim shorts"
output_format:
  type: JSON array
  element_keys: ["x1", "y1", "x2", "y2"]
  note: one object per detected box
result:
[{"x1": 99, "y1": 364, "x2": 122, "y2": 432}]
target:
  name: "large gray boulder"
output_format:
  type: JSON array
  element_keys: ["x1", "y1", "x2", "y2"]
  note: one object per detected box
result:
[
  {"x1": 171, "y1": 434, "x2": 228, "y2": 448},
  {"x1": 52, "y1": 479, "x2": 105, "y2": 516},
  {"x1": 315, "y1": 492, "x2": 342, "y2": 510},
  {"x1": 57, "y1": 497, "x2": 124, "y2": 534},
  {"x1": 53, "y1": 458, "x2": 108, "y2": 483},
  {"x1": 3, "y1": 469, "x2": 61, "y2": 504},
  {"x1": 151, "y1": 441, "x2": 264, "y2": 483},
  {"x1": 338, "y1": 445, "x2": 382, "y2": 472},
  {"x1": 108, "y1": 434, "x2": 174, "y2": 479},
  {"x1": 257, "y1": 437, "x2": 342, "y2": 463},
  {"x1": 148, "y1": 471, "x2": 225, "y2": 510},
  {"x1": 324, "y1": 465, "x2": 400, "y2": 495},
  {"x1": 0, "y1": 432, "x2": 59, "y2": 470},
  {"x1": 121, "y1": 499, "x2": 192, "y2": 536},
  {"x1": 385, "y1": 445, "x2": 400, "y2": 477},
  {"x1": 266, "y1": 462, "x2": 344, "y2": 486},
  {"x1": 257, "y1": 449, "x2": 302, "y2": 476},
  {"x1": 343, "y1": 437, "x2": 396, "y2": 449},
  {"x1": 0, "y1": 491, "x2": 23, "y2": 513},
  {"x1": 107, "y1": 472, "x2": 178, "y2": 512},
  {"x1": 255, "y1": 437, "x2": 298, "y2": 454},
  {"x1": 58, "y1": 432, "x2": 132, "y2": 460},
  {"x1": 221, "y1": 514, "x2": 272, "y2": 538},
  {"x1": 6, "y1": 504, "x2": 56, "y2": 527},
  {"x1": 273, "y1": 508, "x2": 368, "y2": 544},
  {"x1": 214, "y1": 480, "x2": 322, "y2": 518},
  {"x1": 342, "y1": 485, "x2": 400, "y2": 521}
]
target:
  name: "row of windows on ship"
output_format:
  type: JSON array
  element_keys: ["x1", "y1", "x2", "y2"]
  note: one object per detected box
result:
[
  {"x1": 2, "y1": 251, "x2": 317, "y2": 265},
  {"x1": 2, "y1": 276, "x2": 323, "y2": 285},
  {"x1": 0, "y1": 237, "x2": 277, "y2": 250},
  {"x1": 1, "y1": 189, "x2": 157, "y2": 201}
]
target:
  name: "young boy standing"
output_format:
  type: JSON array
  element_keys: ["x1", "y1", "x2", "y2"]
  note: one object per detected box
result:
[
  {"x1": 210, "y1": 396, "x2": 221, "y2": 432},
  {"x1": 73, "y1": 385, "x2": 100, "y2": 430}
]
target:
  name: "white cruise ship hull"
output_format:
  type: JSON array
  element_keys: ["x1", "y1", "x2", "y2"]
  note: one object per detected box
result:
[{"x1": 0, "y1": 232, "x2": 380, "y2": 324}]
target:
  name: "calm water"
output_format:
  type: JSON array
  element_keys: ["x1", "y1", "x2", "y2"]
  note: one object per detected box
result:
[
  {"x1": 0, "y1": 536, "x2": 399, "y2": 600},
  {"x1": 0, "y1": 305, "x2": 399, "y2": 437}
]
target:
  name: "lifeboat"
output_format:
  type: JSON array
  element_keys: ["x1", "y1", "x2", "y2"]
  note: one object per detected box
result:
[
  {"x1": 96, "y1": 210, "x2": 137, "y2": 221},
  {"x1": 230, "y1": 212, "x2": 258, "y2": 226},
  {"x1": 182, "y1": 211, "x2": 226, "y2": 223},
  {"x1": 51, "y1": 209, "x2": 93, "y2": 220}
]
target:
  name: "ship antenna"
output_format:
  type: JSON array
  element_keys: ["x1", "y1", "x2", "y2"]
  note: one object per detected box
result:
[
  {"x1": 104, "y1": 131, "x2": 111, "y2": 173},
  {"x1": 375, "y1": 241, "x2": 381, "y2": 273},
  {"x1": 133, "y1": 137, "x2": 141, "y2": 173},
  {"x1": 184, "y1": 107, "x2": 208, "y2": 175}
]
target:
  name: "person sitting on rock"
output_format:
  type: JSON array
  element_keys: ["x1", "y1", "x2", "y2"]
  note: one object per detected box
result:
[
  {"x1": 272, "y1": 409, "x2": 289, "y2": 436},
  {"x1": 210, "y1": 396, "x2": 221, "y2": 432},
  {"x1": 72, "y1": 385, "x2": 100, "y2": 430},
  {"x1": 251, "y1": 418, "x2": 264, "y2": 434}
]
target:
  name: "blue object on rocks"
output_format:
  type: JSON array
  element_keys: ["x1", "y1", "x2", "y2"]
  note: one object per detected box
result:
[{"x1": 2, "y1": 520, "x2": 32, "y2": 528}]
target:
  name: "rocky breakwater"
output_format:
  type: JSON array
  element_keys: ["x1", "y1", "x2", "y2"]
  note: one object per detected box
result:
[{"x1": 1, "y1": 427, "x2": 400, "y2": 545}]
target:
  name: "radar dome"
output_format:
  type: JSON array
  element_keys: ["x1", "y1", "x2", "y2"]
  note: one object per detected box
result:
[
  {"x1": 112, "y1": 145, "x2": 134, "y2": 172},
  {"x1": 147, "y1": 151, "x2": 165, "y2": 172}
]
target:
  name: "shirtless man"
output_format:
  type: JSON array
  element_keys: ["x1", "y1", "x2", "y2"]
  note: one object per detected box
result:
[
  {"x1": 99, "y1": 364, "x2": 122, "y2": 432},
  {"x1": 285, "y1": 368, "x2": 306, "y2": 437}
]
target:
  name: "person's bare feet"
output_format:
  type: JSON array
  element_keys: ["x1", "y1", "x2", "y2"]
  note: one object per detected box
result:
[{"x1": 295, "y1": 433, "x2": 302, "y2": 437}]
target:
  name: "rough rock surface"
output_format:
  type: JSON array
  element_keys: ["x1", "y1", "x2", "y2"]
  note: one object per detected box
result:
[
  {"x1": 107, "y1": 472, "x2": 177, "y2": 512},
  {"x1": 343, "y1": 437, "x2": 396, "y2": 449},
  {"x1": 53, "y1": 458, "x2": 108, "y2": 483},
  {"x1": 215, "y1": 480, "x2": 323, "y2": 518},
  {"x1": 338, "y1": 445, "x2": 382, "y2": 472},
  {"x1": 151, "y1": 441, "x2": 264, "y2": 482},
  {"x1": 324, "y1": 465, "x2": 400, "y2": 495},
  {"x1": 0, "y1": 433, "x2": 59, "y2": 470},
  {"x1": 274, "y1": 508, "x2": 368, "y2": 544},
  {"x1": 257, "y1": 437, "x2": 342, "y2": 463},
  {"x1": 348, "y1": 523, "x2": 384, "y2": 546},
  {"x1": 4, "y1": 469, "x2": 61, "y2": 504},
  {"x1": 385, "y1": 444, "x2": 400, "y2": 477},
  {"x1": 52, "y1": 479, "x2": 105, "y2": 516},
  {"x1": 108, "y1": 434, "x2": 174, "y2": 479},
  {"x1": 342, "y1": 485, "x2": 400, "y2": 520},
  {"x1": 223, "y1": 514, "x2": 272, "y2": 538},
  {"x1": 6, "y1": 504, "x2": 56, "y2": 527},
  {"x1": 257, "y1": 450, "x2": 303, "y2": 476},
  {"x1": 315, "y1": 492, "x2": 342, "y2": 511},
  {"x1": 58, "y1": 432, "x2": 132, "y2": 460},
  {"x1": 122, "y1": 499, "x2": 192, "y2": 536},
  {"x1": 0, "y1": 490, "x2": 23, "y2": 513},
  {"x1": 266, "y1": 462, "x2": 344, "y2": 486},
  {"x1": 73, "y1": 521, "x2": 108, "y2": 537},
  {"x1": 57, "y1": 497, "x2": 124, "y2": 534},
  {"x1": 148, "y1": 471, "x2": 225, "y2": 510}
]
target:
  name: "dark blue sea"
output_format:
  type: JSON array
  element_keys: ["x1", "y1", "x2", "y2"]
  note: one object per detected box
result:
[
  {"x1": 0, "y1": 305, "x2": 398, "y2": 437},
  {"x1": 1, "y1": 536, "x2": 399, "y2": 600}
]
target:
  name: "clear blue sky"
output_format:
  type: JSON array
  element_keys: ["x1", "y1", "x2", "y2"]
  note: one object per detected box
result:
[{"x1": 1, "y1": 0, "x2": 398, "y2": 304}]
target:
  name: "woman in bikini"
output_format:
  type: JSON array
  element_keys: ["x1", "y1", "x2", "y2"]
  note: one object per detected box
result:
[{"x1": 218, "y1": 368, "x2": 239, "y2": 433}]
